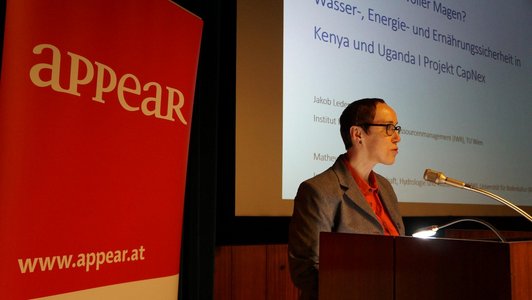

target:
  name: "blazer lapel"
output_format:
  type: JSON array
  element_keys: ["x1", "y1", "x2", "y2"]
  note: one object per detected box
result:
[
  {"x1": 377, "y1": 176, "x2": 405, "y2": 234},
  {"x1": 332, "y1": 156, "x2": 382, "y2": 227}
]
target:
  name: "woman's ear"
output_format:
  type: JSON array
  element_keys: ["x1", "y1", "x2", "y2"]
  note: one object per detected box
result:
[{"x1": 350, "y1": 125, "x2": 363, "y2": 145}]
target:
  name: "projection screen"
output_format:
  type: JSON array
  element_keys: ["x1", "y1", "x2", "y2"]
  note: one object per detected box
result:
[{"x1": 236, "y1": 0, "x2": 532, "y2": 216}]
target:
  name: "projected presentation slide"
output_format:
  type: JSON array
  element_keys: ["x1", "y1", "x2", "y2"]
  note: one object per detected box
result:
[{"x1": 282, "y1": 0, "x2": 532, "y2": 206}]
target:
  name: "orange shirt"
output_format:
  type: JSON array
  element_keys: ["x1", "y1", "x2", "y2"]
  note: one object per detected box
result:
[{"x1": 344, "y1": 159, "x2": 399, "y2": 236}]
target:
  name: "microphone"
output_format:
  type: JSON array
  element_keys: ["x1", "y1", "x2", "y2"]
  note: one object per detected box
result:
[
  {"x1": 423, "y1": 169, "x2": 532, "y2": 223},
  {"x1": 423, "y1": 169, "x2": 469, "y2": 188}
]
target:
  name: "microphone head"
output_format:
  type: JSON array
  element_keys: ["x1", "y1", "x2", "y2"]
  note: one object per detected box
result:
[{"x1": 423, "y1": 169, "x2": 446, "y2": 184}]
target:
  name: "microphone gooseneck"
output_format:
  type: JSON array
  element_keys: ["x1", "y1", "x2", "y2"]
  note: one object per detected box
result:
[{"x1": 423, "y1": 169, "x2": 532, "y2": 223}]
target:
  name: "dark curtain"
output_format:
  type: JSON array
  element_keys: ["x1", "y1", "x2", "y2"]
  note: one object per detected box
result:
[{"x1": 178, "y1": 0, "x2": 234, "y2": 299}]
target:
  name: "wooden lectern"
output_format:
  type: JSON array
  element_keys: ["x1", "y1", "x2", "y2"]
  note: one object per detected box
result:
[{"x1": 319, "y1": 232, "x2": 532, "y2": 300}]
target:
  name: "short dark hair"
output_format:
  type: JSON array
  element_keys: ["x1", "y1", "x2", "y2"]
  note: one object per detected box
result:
[{"x1": 339, "y1": 98, "x2": 386, "y2": 149}]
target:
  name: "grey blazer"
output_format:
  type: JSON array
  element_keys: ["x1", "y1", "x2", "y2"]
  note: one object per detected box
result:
[{"x1": 288, "y1": 154, "x2": 405, "y2": 300}]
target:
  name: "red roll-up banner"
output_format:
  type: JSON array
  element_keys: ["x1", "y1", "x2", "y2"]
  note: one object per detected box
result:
[{"x1": 0, "y1": 0, "x2": 202, "y2": 298}]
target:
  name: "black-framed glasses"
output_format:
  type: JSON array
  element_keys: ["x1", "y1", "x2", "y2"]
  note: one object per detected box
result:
[{"x1": 359, "y1": 123, "x2": 401, "y2": 136}]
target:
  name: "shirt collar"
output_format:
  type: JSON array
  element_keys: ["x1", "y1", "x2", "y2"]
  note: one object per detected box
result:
[{"x1": 343, "y1": 156, "x2": 379, "y2": 196}]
